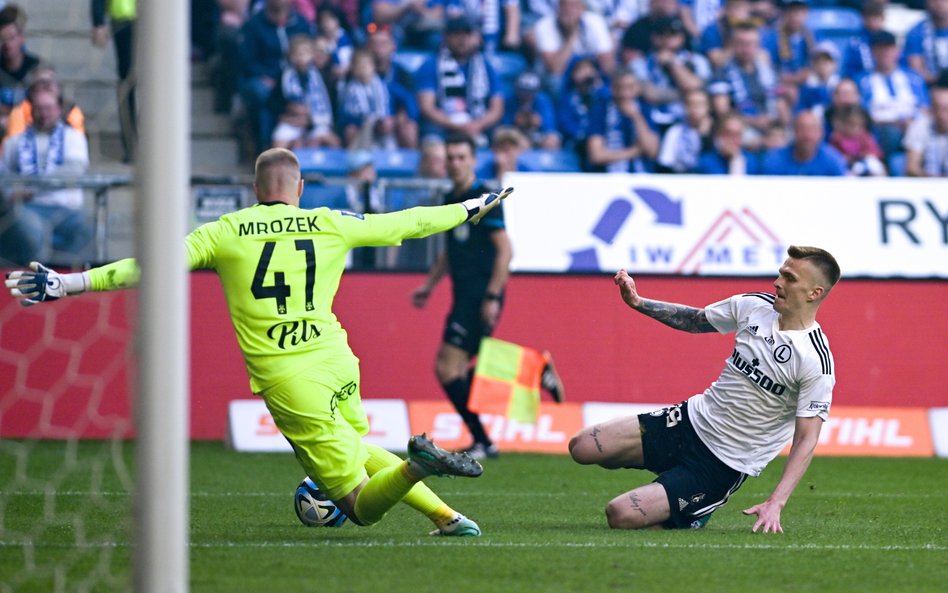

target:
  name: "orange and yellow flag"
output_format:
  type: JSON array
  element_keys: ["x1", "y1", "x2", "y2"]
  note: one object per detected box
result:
[{"x1": 469, "y1": 337, "x2": 546, "y2": 424}]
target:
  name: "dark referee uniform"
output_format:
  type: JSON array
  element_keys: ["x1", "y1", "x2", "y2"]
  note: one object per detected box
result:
[{"x1": 442, "y1": 179, "x2": 505, "y2": 354}]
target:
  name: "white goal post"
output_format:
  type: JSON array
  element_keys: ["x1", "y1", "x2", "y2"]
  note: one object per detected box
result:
[{"x1": 135, "y1": 1, "x2": 190, "y2": 592}]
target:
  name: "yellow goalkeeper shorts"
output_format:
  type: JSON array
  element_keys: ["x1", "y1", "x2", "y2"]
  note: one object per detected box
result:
[{"x1": 261, "y1": 356, "x2": 370, "y2": 501}]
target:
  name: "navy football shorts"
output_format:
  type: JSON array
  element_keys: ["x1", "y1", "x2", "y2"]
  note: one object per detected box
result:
[
  {"x1": 637, "y1": 401, "x2": 748, "y2": 529},
  {"x1": 442, "y1": 280, "x2": 502, "y2": 355}
]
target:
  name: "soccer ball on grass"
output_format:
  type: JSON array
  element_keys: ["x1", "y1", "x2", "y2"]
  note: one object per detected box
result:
[{"x1": 294, "y1": 477, "x2": 348, "y2": 527}]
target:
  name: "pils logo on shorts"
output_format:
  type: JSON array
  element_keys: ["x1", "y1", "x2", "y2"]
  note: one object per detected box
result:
[{"x1": 690, "y1": 493, "x2": 706, "y2": 504}]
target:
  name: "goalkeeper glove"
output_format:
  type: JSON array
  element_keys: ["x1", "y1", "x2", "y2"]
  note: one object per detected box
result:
[
  {"x1": 5, "y1": 262, "x2": 89, "y2": 306},
  {"x1": 462, "y1": 186, "x2": 514, "y2": 224}
]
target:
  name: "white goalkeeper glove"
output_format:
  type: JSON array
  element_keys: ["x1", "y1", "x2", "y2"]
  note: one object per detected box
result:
[
  {"x1": 462, "y1": 186, "x2": 514, "y2": 225},
  {"x1": 5, "y1": 262, "x2": 88, "y2": 306}
]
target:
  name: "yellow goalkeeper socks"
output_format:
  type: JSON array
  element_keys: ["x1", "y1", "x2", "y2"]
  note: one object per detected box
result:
[
  {"x1": 353, "y1": 463, "x2": 416, "y2": 525},
  {"x1": 363, "y1": 444, "x2": 457, "y2": 527}
]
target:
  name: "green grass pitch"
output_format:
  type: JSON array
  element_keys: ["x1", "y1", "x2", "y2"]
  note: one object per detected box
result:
[{"x1": 1, "y1": 441, "x2": 946, "y2": 592}]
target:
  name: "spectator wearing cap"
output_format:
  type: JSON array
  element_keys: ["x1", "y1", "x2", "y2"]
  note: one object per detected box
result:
[
  {"x1": 857, "y1": 30, "x2": 929, "y2": 157},
  {"x1": 556, "y1": 55, "x2": 607, "y2": 167},
  {"x1": 533, "y1": 0, "x2": 615, "y2": 92},
  {"x1": 710, "y1": 22, "x2": 779, "y2": 139},
  {"x1": 414, "y1": 15, "x2": 505, "y2": 145},
  {"x1": 903, "y1": 82, "x2": 948, "y2": 176},
  {"x1": 443, "y1": 0, "x2": 522, "y2": 53},
  {"x1": 626, "y1": 14, "x2": 711, "y2": 131},
  {"x1": 345, "y1": 149, "x2": 383, "y2": 213},
  {"x1": 797, "y1": 41, "x2": 841, "y2": 120},
  {"x1": 757, "y1": 110, "x2": 847, "y2": 175},
  {"x1": 586, "y1": 69, "x2": 660, "y2": 172},
  {"x1": 903, "y1": 0, "x2": 948, "y2": 84},
  {"x1": 502, "y1": 70, "x2": 561, "y2": 149},
  {"x1": 621, "y1": 0, "x2": 699, "y2": 61},
  {"x1": 841, "y1": 0, "x2": 886, "y2": 80},
  {"x1": 371, "y1": 0, "x2": 444, "y2": 50},
  {"x1": 694, "y1": 111, "x2": 761, "y2": 174},
  {"x1": 699, "y1": 0, "x2": 757, "y2": 69}
]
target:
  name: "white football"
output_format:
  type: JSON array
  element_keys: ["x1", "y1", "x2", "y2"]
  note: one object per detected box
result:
[{"x1": 294, "y1": 477, "x2": 348, "y2": 527}]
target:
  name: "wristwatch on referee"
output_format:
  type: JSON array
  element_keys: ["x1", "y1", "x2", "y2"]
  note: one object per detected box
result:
[{"x1": 484, "y1": 291, "x2": 502, "y2": 302}]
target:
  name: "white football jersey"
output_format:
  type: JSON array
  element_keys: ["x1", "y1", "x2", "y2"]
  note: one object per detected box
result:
[{"x1": 688, "y1": 292, "x2": 835, "y2": 476}]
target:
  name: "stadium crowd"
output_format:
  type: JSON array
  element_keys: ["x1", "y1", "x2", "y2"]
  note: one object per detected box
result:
[
  {"x1": 197, "y1": 0, "x2": 948, "y2": 178},
  {"x1": 2, "y1": 0, "x2": 948, "y2": 266}
]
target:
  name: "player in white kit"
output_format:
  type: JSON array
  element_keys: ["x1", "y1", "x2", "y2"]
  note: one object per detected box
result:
[{"x1": 569, "y1": 246, "x2": 840, "y2": 533}]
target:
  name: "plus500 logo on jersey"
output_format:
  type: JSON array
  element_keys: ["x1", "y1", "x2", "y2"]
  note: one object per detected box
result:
[{"x1": 730, "y1": 349, "x2": 787, "y2": 395}]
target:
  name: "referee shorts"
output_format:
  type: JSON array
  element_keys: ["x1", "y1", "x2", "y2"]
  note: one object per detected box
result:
[
  {"x1": 261, "y1": 355, "x2": 370, "y2": 501},
  {"x1": 443, "y1": 278, "x2": 502, "y2": 355},
  {"x1": 638, "y1": 402, "x2": 748, "y2": 529}
]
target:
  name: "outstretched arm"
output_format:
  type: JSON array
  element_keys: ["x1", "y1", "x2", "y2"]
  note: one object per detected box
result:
[
  {"x1": 742, "y1": 415, "x2": 823, "y2": 534},
  {"x1": 6, "y1": 259, "x2": 140, "y2": 306},
  {"x1": 614, "y1": 269, "x2": 715, "y2": 333}
]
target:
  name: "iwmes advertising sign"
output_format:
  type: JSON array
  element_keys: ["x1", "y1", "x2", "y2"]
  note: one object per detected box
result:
[{"x1": 502, "y1": 173, "x2": 948, "y2": 278}]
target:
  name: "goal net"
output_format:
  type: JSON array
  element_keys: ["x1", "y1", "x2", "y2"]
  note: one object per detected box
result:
[{"x1": 0, "y1": 290, "x2": 136, "y2": 592}]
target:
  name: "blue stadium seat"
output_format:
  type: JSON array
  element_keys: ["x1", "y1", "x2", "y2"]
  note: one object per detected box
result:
[
  {"x1": 300, "y1": 184, "x2": 348, "y2": 209},
  {"x1": 489, "y1": 52, "x2": 529, "y2": 93},
  {"x1": 475, "y1": 149, "x2": 495, "y2": 179},
  {"x1": 806, "y1": 7, "x2": 862, "y2": 36},
  {"x1": 518, "y1": 149, "x2": 582, "y2": 173},
  {"x1": 372, "y1": 148, "x2": 420, "y2": 178},
  {"x1": 295, "y1": 147, "x2": 350, "y2": 176},
  {"x1": 392, "y1": 50, "x2": 431, "y2": 78}
]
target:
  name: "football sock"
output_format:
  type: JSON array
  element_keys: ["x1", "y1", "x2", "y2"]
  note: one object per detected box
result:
[
  {"x1": 442, "y1": 377, "x2": 492, "y2": 445},
  {"x1": 364, "y1": 444, "x2": 456, "y2": 526},
  {"x1": 353, "y1": 462, "x2": 416, "y2": 526}
]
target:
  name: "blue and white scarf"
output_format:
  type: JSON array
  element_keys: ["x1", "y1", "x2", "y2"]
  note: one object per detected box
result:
[
  {"x1": 281, "y1": 65, "x2": 334, "y2": 129},
  {"x1": 17, "y1": 121, "x2": 66, "y2": 176},
  {"x1": 342, "y1": 75, "x2": 391, "y2": 121},
  {"x1": 920, "y1": 20, "x2": 948, "y2": 76},
  {"x1": 436, "y1": 48, "x2": 491, "y2": 122},
  {"x1": 724, "y1": 57, "x2": 776, "y2": 117}
]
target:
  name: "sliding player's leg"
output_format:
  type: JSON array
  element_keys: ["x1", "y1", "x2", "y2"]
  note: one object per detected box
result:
[
  {"x1": 365, "y1": 443, "x2": 481, "y2": 536},
  {"x1": 265, "y1": 362, "x2": 480, "y2": 528}
]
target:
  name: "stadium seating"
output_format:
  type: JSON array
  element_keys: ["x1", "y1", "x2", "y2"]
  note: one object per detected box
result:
[
  {"x1": 518, "y1": 149, "x2": 582, "y2": 173},
  {"x1": 392, "y1": 50, "x2": 431, "y2": 78},
  {"x1": 489, "y1": 52, "x2": 529, "y2": 94},
  {"x1": 372, "y1": 148, "x2": 420, "y2": 177},
  {"x1": 299, "y1": 184, "x2": 349, "y2": 209},
  {"x1": 295, "y1": 147, "x2": 350, "y2": 176},
  {"x1": 806, "y1": 7, "x2": 862, "y2": 37}
]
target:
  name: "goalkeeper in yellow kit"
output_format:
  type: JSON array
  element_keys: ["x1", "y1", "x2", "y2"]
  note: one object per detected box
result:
[{"x1": 5, "y1": 148, "x2": 511, "y2": 536}]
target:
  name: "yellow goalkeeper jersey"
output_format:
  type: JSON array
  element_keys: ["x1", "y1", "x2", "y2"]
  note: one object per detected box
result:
[{"x1": 89, "y1": 202, "x2": 467, "y2": 392}]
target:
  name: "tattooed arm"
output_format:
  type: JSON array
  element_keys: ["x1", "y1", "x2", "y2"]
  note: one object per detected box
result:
[{"x1": 614, "y1": 269, "x2": 716, "y2": 334}]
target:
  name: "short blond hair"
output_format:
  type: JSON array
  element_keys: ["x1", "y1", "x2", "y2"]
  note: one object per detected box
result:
[{"x1": 255, "y1": 148, "x2": 301, "y2": 192}]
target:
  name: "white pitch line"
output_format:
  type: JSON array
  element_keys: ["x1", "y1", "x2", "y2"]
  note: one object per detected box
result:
[
  {"x1": 0, "y1": 540, "x2": 944, "y2": 552},
  {"x1": 0, "y1": 490, "x2": 943, "y2": 499}
]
